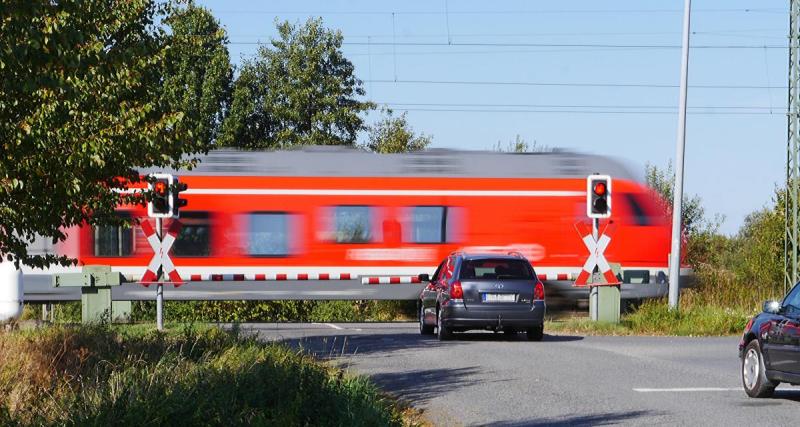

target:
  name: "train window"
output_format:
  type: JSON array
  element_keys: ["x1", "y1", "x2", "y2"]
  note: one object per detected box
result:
[
  {"x1": 248, "y1": 213, "x2": 290, "y2": 256},
  {"x1": 334, "y1": 206, "x2": 372, "y2": 243},
  {"x1": 624, "y1": 194, "x2": 652, "y2": 226},
  {"x1": 94, "y1": 212, "x2": 133, "y2": 256},
  {"x1": 173, "y1": 212, "x2": 211, "y2": 257},
  {"x1": 409, "y1": 206, "x2": 447, "y2": 243}
]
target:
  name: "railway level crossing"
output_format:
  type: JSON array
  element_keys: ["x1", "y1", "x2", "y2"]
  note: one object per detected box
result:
[{"x1": 51, "y1": 173, "x2": 624, "y2": 327}]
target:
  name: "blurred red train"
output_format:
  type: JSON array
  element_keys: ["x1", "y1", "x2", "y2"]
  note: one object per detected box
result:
[{"x1": 26, "y1": 147, "x2": 690, "y2": 299}]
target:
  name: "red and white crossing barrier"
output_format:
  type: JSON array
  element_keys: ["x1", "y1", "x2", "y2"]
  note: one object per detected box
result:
[
  {"x1": 361, "y1": 276, "x2": 422, "y2": 285},
  {"x1": 187, "y1": 272, "x2": 353, "y2": 282},
  {"x1": 537, "y1": 273, "x2": 575, "y2": 281},
  {"x1": 140, "y1": 220, "x2": 183, "y2": 285}
]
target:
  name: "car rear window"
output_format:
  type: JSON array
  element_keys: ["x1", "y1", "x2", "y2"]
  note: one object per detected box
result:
[{"x1": 460, "y1": 259, "x2": 533, "y2": 280}]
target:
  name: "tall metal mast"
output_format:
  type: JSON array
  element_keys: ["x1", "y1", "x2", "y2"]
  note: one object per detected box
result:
[{"x1": 787, "y1": 0, "x2": 800, "y2": 293}]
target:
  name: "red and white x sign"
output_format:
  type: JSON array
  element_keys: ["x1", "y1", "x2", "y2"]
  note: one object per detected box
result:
[
  {"x1": 574, "y1": 223, "x2": 620, "y2": 286},
  {"x1": 139, "y1": 220, "x2": 183, "y2": 285}
]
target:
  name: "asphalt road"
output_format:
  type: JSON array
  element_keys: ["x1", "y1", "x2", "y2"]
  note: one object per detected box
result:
[{"x1": 244, "y1": 322, "x2": 800, "y2": 426}]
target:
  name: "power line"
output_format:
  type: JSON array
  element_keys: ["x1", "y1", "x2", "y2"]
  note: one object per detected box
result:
[
  {"x1": 214, "y1": 8, "x2": 785, "y2": 16},
  {"x1": 376, "y1": 102, "x2": 780, "y2": 110},
  {"x1": 228, "y1": 29, "x2": 787, "y2": 40},
  {"x1": 389, "y1": 107, "x2": 782, "y2": 115},
  {"x1": 364, "y1": 79, "x2": 788, "y2": 89},
  {"x1": 228, "y1": 40, "x2": 787, "y2": 49}
]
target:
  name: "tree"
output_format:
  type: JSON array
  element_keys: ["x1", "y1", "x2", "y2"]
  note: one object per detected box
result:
[
  {"x1": 645, "y1": 162, "x2": 727, "y2": 267},
  {"x1": 220, "y1": 18, "x2": 374, "y2": 149},
  {"x1": 364, "y1": 109, "x2": 432, "y2": 153},
  {"x1": 493, "y1": 135, "x2": 551, "y2": 153},
  {"x1": 162, "y1": 2, "x2": 232, "y2": 147},
  {"x1": 0, "y1": 0, "x2": 205, "y2": 268},
  {"x1": 644, "y1": 161, "x2": 715, "y2": 237}
]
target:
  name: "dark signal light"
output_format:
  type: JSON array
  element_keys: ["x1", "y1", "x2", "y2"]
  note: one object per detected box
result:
[{"x1": 173, "y1": 180, "x2": 189, "y2": 216}]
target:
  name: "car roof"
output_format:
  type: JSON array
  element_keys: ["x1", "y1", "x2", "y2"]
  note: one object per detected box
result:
[{"x1": 456, "y1": 253, "x2": 528, "y2": 261}]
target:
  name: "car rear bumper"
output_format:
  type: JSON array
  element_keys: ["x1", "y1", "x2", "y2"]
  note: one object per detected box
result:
[{"x1": 441, "y1": 300, "x2": 545, "y2": 329}]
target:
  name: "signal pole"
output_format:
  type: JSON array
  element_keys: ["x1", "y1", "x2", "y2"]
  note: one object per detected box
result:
[
  {"x1": 156, "y1": 217, "x2": 164, "y2": 331},
  {"x1": 668, "y1": 0, "x2": 691, "y2": 309}
]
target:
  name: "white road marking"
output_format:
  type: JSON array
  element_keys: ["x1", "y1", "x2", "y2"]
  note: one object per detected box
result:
[
  {"x1": 312, "y1": 322, "x2": 344, "y2": 330},
  {"x1": 633, "y1": 387, "x2": 741, "y2": 393}
]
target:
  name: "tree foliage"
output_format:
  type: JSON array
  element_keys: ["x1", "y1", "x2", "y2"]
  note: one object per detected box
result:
[
  {"x1": 644, "y1": 161, "x2": 715, "y2": 237},
  {"x1": 220, "y1": 18, "x2": 374, "y2": 149},
  {"x1": 162, "y1": 2, "x2": 232, "y2": 147},
  {"x1": 364, "y1": 109, "x2": 431, "y2": 153},
  {"x1": 493, "y1": 135, "x2": 551, "y2": 153},
  {"x1": 0, "y1": 0, "x2": 206, "y2": 267}
]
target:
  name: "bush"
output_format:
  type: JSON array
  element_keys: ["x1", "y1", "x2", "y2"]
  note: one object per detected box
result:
[
  {"x1": 130, "y1": 300, "x2": 417, "y2": 323},
  {"x1": 0, "y1": 324, "x2": 408, "y2": 426}
]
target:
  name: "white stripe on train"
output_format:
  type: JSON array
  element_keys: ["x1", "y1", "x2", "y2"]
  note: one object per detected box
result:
[{"x1": 184, "y1": 189, "x2": 585, "y2": 197}]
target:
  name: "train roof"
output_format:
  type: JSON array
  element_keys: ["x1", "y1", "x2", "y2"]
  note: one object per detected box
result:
[{"x1": 141, "y1": 146, "x2": 636, "y2": 180}]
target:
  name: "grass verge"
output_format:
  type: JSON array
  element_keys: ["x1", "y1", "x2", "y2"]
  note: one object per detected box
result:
[
  {"x1": 0, "y1": 323, "x2": 420, "y2": 426},
  {"x1": 546, "y1": 299, "x2": 753, "y2": 337}
]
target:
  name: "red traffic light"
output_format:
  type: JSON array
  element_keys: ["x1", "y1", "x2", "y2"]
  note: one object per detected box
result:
[
  {"x1": 593, "y1": 182, "x2": 607, "y2": 196},
  {"x1": 154, "y1": 181, "x2": 168, "y2": 196}
]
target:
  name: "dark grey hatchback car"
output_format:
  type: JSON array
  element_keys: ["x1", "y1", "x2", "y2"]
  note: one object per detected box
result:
[
  {"x1": 418, "y1": 252, "x2": 546, "y2": 341},
  {"x1": 739, "y1": 282, "x2": 800, "y2": 397}
]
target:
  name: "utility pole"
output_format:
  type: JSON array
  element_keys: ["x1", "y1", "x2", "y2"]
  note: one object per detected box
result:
[
  {"x1": 786, "y1": 0, "x2": 800, "y2": 293},
  {"x1": 668, "y1": 0, "x2": 691, "y2": 309}
]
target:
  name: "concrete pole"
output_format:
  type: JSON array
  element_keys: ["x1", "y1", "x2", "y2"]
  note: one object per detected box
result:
[{"x1": 669, "y1": 0, "x2": 692, "y2": 309}]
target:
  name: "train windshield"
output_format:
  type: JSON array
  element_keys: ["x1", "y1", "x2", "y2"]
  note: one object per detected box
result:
[{"x1": 459, "y1": 259, "x2": 533, "y2": 280}]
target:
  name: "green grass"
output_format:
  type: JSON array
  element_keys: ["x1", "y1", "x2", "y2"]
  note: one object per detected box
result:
[
  {"x1": 0, "y1": 324, "x2": 418, "y2": 426},
  {"x1": 546, "y1": 299, "x2": 753, "y2": 337}
]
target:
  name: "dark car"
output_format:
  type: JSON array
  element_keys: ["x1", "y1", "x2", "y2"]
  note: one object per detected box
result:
[
  {"x1": 739, "y1": 282, "x2": 800, "y2": 397},
  {"x1": 418, "y1": 252, "x2": 546, "y2": 341}
]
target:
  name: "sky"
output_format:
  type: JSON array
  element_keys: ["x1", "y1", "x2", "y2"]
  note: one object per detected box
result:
[{"x1": 196, "y1": 0, "x2": 788, "y2": 235}]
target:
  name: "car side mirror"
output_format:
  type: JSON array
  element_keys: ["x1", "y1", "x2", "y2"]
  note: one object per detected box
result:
[
  {"x1": 763, "y1": 300, "x2": 782, "y2": 314},
  {"x1": 418, "y1": 273, "x2": 430, "y2": 282}
]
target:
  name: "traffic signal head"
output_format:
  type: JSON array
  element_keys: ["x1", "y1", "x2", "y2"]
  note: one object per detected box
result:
[
  {"x1": 147, "y1": 174, "x2": 174, "y2": 218},
  {"x1": 587, "y1": 175, "x2": 612, "y2": 219},
  {"x1": 173, "y1": 180, "x2": 188, "y2": 217}
]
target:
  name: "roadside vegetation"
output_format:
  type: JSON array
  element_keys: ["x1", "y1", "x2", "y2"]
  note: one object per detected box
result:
[
  {"x1": 28, "y1": 300, "x2": 417, "y2": 324},
  {"x1": 0, "y1": 323, "x2": 419, "y2": 426},
  {"x1": 547, "y1": 163, "x2": 786, "y2": 336}
]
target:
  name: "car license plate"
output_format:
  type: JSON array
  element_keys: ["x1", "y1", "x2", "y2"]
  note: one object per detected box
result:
[{"x1": 482, "y1": 293, "x2": 516, "y2": 303}]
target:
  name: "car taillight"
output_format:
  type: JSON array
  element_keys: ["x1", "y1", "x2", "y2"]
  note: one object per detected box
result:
[
  {"x1": 744, "y1": 317, "x2": 754, "y2": 333},
  {"x1": 450, "y1": 281, "x2": 464, "y2": 299},
  {"x1": 534, "y1": 281, "x2": 545, "y2": 300},
  {"x1": 740, "y1": 317, "x2": 755, "y2": 346}
]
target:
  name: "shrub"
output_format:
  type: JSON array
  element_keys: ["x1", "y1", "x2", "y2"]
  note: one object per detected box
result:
[{"x1": 0, "y1": 324, "x2": 408, "y2": 426}]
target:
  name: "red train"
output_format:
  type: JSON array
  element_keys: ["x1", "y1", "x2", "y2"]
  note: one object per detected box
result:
[{"x1": 25, "y1": 147, "x2": 690, "y2": 300}]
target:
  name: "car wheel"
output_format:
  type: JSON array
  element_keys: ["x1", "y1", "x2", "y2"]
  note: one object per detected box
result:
[
  {"x1": 419, "y1": 305, "x2": 434, "y2": 335},
  {"x1": 437, "y1": 307, "x2": 451, "y2": 341},
  {"x1": 526, "y1": 325, "x2": 544, "y2": 341},
  {"x1": 742, "y1": 340, "x2": 777, "y2": 398}
]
